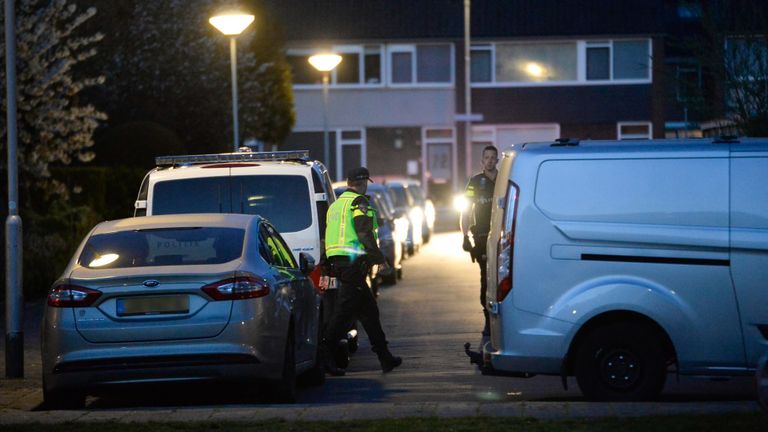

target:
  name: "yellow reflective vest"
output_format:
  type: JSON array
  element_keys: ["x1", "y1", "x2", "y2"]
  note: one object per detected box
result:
[{"x1": 325, "y1": 191, "x2": 378, "y2": 258}]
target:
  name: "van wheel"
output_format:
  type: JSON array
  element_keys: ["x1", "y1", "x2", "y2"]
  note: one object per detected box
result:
[
  {"x1": 574, "y1": 322, "x2": 666, "y2": 401},
  {"x1": 271, "y1": 327, "x2": 297, "y2": 403},
  {"x1": 43, "y1": 385, "x2": 85, "y2": 410}
]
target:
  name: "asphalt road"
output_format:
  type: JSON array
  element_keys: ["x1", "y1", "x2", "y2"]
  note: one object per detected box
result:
[{"x1": 0, "y1": 231, "x2": 757, "y2": 411}]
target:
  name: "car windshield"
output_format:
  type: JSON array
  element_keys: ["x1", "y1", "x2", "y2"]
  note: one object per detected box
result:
[
  {"x1": 78, "y1": 227, "x2": 245, "y2": 269},
  {"x1": 152, "y1": 175, "x2": 312, "y2": 232}
]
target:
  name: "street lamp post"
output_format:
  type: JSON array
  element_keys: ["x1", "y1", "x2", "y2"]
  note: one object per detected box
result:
[
  {"x1": 209, "y1": 12, "x2": 255, "y2": 152},
  {"x1": 308, "y1": 54, "x2": 342, "y2": 170}
]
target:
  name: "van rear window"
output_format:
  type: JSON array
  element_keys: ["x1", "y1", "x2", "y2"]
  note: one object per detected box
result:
[{"x1": 152, "y1": 175, "x2": 312, "y2": 232}]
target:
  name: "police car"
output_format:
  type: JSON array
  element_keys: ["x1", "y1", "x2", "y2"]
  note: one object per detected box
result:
[{"x1": 134, "y1": 149, "x2": 335, "y2": 287}]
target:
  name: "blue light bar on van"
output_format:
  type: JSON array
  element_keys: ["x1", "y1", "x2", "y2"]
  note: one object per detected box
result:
[{"x1": 155, "y1": 150, "x2": 310, "y2": 167}]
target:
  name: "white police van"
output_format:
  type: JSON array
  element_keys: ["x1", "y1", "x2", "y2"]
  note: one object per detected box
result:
[
  {"x1": 478, "y1": 137, "x2": 768, "y2": 401},
  {"x1": 134, "y1": 150, "x2": 335, "y2": 286}
]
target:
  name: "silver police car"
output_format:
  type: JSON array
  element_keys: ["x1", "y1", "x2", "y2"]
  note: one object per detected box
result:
[{"x1": 41, "y1": 214, "x2": 323, "y2": 408}]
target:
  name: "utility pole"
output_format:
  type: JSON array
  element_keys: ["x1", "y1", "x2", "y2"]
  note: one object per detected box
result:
[{"x1": 5, "y1": 0, "x2": 24, "y2": 378}]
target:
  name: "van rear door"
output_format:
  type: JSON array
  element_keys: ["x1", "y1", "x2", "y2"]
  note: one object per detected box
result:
[{"x1": 729, "y1": 142, "x2": 768, "y2": 367}]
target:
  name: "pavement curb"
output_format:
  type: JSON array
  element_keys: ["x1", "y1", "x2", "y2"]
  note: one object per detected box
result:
[{"x1": 0, "y1": 401, "x2": 762, "y2": 424}]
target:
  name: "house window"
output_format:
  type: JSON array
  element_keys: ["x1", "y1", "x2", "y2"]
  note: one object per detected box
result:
[
  {"x1": 471, "y1": 39, "x2": 651, "y2": 86},
  {"x1": 288, "y1": 45, "x2": 383, "y2": 87},
  {"x1": 391, "y1": 50, "x2": 414, "y2": 83},
  {"x1": 618, "y1": 122, "x2": 652, "y2": 140},
  {"x1": 417, "y1": 45, "x2": 452, "y2": 82},
  {"x1": 336, "y1": 52, "x2": 360, "y2": 84},
  {"x1": 364, "y1": 45, "x2": 382, "y2": 84},
  {"x1": 586, "y1": 42, "x2": 610, "y2": 80},
  {"x1": 287, "y1": 53, "x2": 322, "y2": 85},
  {"x1": 614, "y1": 40, "x2": 650, "y2": 80},
  {"x1": 389, "y1": 43, "x2": 453, "y2": 85},
  {"x1": 471, "y1": 45, "x2": 492, "y2": 82},
  {"x1": 496, "y1": 42, "x2": 578, "y2": 82}
]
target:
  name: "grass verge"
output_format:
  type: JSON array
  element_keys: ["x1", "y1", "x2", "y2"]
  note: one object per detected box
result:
[{"x1": 2, "y1": 413, "x2": 766, "y2": 432}]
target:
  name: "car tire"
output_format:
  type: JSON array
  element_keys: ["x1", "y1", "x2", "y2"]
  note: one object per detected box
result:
[
  {"x1": 299, "y1": 322, "x2": 326, "y2": 387},
  {"x1": 757, "y1": 354, "x2": 768, "y2": 412},
  {"x1": 43, "y1": 385, "x2": 85, "y2": 410},
  {"x1": 397, "y1": 268, "x2": 403, "y2": 280},
  {"x1": 271, "y1": 326, "x2": 297, "y2": 403},
  {"x1": 574, "y1": 322, "x2": 666, "y2": 401}
]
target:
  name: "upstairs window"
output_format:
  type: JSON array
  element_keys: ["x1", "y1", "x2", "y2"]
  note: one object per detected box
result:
[
  {"x1": 472, "y1": 39, "x2": 651, "y2": 86},
  {"x1": 288, "y1": 45, "x2": 383, "y2": 87},
  {"x1": 388, "y1": 43, "x2": 453, "y2": 86}
]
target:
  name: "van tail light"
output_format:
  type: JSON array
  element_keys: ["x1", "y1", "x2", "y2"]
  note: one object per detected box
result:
[
  {"x1": 202, "y1": 273, "x2": 270, "y2": 300},
  {"x1": 48, "y1": 284, "x2": 102, "y2": 307},
  {"x1": 496, "y1": 182, "x2": 520, "y2": 303}
]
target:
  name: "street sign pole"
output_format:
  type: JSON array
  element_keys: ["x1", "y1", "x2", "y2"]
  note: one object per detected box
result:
[{"x1": 5, "y1": 0, "x2": 24, "y2": 378}]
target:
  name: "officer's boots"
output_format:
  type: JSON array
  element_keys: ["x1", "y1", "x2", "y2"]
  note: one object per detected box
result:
[{"x1": 375, "y1": 348, "x2": 402, "y2": 373}]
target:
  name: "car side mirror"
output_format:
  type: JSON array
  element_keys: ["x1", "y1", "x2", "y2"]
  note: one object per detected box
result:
[{"x1": 299, "y1": 252, "x2": 316, "y2": 276}]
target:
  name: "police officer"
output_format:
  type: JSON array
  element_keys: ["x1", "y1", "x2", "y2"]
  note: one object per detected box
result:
[
  {"x1": 461, "y1": 145, "x2": 498, "y2": 337},
  {"x1": 323, "y1": 167, "x2": 402, "y2": 374}
]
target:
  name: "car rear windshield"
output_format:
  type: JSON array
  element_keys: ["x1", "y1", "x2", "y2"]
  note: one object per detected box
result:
[
  {"x1": 152, "y1": 175, "x2": 312, "y2": 232},
  {"x1": 78, "y1": 227, "x2": 245, "y2": 269},
  {"x1": 387, "y1": 185, "x2": 411, "y2": 208}
]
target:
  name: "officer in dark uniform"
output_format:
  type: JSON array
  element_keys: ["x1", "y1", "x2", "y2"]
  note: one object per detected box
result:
[
  {"x1": 323, "y1": 167, "x2": 402, "y2": 375},
  {"x1": 461, "y1": 145, "x2": 499, "y2": 336}
]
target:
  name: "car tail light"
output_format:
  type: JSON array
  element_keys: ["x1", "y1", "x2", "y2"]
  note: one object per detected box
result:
[
  {"x1": 497, "y1": 182, "x2": 520, "y2": 303},
  {"x1": 48, "y1": 284, "x2": 102, "y2": 307},
  {"x1": 202, "y1": 274, "x2": 270, "y2": 300},
  {"x1": 309, "y1": 265, "x2": 322, "y2": 291}
]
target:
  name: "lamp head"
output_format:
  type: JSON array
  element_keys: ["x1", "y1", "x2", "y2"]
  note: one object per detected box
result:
[
  {"x1": 308, "y1": 53, "x2": 343, "y2": 72},
  {"x1": 209, "y1": 13, "x2": 255, "y2": 36}
]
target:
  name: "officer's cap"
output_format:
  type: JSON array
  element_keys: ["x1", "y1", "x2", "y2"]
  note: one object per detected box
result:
[{"x1": 347, "y1": 167, "x2": 373, "y2": 182}]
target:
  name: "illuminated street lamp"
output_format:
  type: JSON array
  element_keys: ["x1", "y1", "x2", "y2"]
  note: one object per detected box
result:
[
  {"x1": 209, "y1": 12, "x2": 255, "y2": 151},
  {"x1": 308, "y1": 53, "x2": 342, "y2": 169}
]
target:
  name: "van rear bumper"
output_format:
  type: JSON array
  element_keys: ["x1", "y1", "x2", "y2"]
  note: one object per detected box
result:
[{"x1": 488, "y1": 307, "x2": 573, "y2": 375}]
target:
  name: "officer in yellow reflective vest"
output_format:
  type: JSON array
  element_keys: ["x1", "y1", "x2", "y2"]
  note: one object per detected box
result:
[{"x1": 323, "y1": 167, "x2": 402, "y2": 375}]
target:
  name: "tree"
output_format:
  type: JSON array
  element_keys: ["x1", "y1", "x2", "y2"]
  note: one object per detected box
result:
[
  {"x1": 678, "y1": 0, "x2": 768, "y2": 136},
  {"x1": 99, "y1": 0, "x2": 295, "y2": 155},
  {"x1": 0, "y1": 0, "x2": 107, "y2": 199}
]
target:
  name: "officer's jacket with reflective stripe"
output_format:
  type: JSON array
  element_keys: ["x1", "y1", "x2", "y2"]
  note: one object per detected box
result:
[{"x1": 325, "y1": 190, "x2": 385, "y2": 264}]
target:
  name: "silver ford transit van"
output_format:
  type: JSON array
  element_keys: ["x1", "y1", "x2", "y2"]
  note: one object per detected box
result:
[{"x1": 483, "y1": 137, "x2": 768, "y2": 401}]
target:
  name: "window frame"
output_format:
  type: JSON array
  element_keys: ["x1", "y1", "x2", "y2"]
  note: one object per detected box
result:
[
  {"x1": 290, "y1": 44, "x2": 385, "y2": 90},
  {"x1": 387, "y1": 43, "x2": 455, "y2": 88},
  {"x1": 617, "y1": 121, "x2": 653, "y2": 140},
  {"x1": 471, "y1": 38, "x2": 652, "y2": 88}
]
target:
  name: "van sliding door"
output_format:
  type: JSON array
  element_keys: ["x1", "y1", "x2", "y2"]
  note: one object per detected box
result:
[{"x1": 729, "y1": 149, "x2": 768, "y2": 368}]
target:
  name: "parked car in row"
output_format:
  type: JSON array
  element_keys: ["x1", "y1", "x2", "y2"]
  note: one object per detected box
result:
[
  {"x1": 42, "y1": 214, "x2": 323, "y2": 408},
  {"x1": 401, "y1": 180, "x2": 436, "y2": 243},
  {"x1": 383, "y1": 180, "x2": 423, "y2": 256},
  {"x1": 134, "y1": 150, "x2": 336, "y2": 289},
  {"x1": 479, "y1": 137, "x2": 768, "y2": 401}
]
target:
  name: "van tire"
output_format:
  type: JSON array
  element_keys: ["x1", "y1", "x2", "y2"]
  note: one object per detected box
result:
[{"x1": 574, "y1": 322, "x2": 666, "y2": 401}]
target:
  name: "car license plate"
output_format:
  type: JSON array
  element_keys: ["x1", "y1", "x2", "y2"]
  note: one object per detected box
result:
[{"x1": 116, "y1": 295, "x2": 189, "y2": 316}]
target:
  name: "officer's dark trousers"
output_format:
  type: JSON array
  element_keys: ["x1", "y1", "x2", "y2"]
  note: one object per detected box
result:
[
  {"x1": 475, "y1": 235, "x2": 489, "y2": 325},
  {"x1": 325, "y1": 258, "x2": 388, "y2": 353}
]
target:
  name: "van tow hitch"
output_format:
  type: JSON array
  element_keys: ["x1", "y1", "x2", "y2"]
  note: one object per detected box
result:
[
  {"x1": 464, "y1": 342, "x2": 536, "y2": 378},
  {"x1": 464, "y1": 342, "x2": 484, "y2": 366}
]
